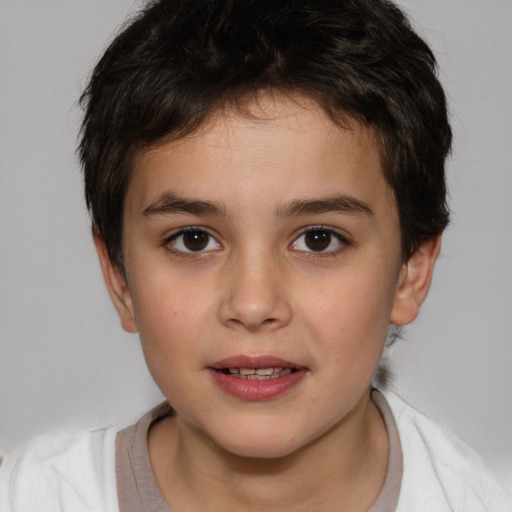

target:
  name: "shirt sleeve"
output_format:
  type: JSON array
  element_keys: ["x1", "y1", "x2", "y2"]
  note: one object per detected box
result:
[{"x1": 0, "y1": 427, "x2": 119, "y2": 512}]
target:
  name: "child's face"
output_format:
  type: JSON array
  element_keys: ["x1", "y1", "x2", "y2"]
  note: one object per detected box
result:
[{"x1": 102, "y1": 95, "x2": 421, "y2": 458}]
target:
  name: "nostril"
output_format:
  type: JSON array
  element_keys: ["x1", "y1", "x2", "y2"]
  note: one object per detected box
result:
[
  {"x1": 226, "y1": 316, "x2": 278, "y2": 330},
  {"x1": 242, "y1": 317, "x2": 280, "y2": 331}
]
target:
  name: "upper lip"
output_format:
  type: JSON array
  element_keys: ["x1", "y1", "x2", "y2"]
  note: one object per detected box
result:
[{"x1": 210, "y1": 355, "x2": 303, "y2": 370}]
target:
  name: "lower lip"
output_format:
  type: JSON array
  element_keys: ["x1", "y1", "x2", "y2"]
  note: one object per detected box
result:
[{"x1": 209, "y1": 369, "x2": 307, "y2": 401}]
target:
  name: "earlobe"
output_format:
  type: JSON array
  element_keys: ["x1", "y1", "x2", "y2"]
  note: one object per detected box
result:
[
  {"x1": 390, "y1": 236, "x2": 442, "y2": 326},
  {"x1": 93, "y1": 233, "x2": 138, "y2": 333}
]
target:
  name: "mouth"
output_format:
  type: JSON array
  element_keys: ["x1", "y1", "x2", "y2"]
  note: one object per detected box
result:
[
  {"x1": 208, "y1": 355, "x2": 307, "y2": 400},
  {"x1": 219, "y1": 367, "x2": 297, "y2": 380}
]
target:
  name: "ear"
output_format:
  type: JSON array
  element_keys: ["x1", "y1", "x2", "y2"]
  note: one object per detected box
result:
[
  {"x1": 390, "y1": 236, "x2": 442, "y2": 326},
  {"x1": 94, "y1": 233, "x2": 138, "y2": 333}
]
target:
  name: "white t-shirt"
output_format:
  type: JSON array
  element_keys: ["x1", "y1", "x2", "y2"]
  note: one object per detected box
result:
[{"x1": 0, "y1": 390, "x2": 510, "y2": 511}]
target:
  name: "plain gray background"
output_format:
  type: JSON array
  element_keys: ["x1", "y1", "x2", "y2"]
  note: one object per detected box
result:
[{"x1": 1, "y1": 0, "x2": 511, "y2": 490}]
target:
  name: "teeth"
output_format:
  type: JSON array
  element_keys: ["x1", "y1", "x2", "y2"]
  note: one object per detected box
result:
[
  {"x1": 225, "y1": 367, "x2": 294, "y2": 379},
  {"x1": 255, "y1": 368, "x2": 274, "y2": 376}
]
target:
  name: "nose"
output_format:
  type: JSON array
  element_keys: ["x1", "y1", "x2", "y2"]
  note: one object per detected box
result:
[{"x1": 218, "y1": 249, "x2": 292, "y2": 332}]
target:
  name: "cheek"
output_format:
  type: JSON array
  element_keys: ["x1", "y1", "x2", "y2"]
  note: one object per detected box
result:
[
  {"x1": 130, "y1": 275, "x2": 211, "y2": 357},
  {"x1": 131, "y1": 282, "x2": 210, "y2": 403},
  {"x1": 301, "y1": 266, "x2": 395, "y2": 345}
]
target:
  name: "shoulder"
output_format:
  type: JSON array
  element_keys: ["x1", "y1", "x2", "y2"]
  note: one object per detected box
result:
[
  {"x1": 0, "y1": 425, "x2": 119, "y2": 512},
  {"x1": 381, "y1": 389, "x2": 512, "y2": 511}
]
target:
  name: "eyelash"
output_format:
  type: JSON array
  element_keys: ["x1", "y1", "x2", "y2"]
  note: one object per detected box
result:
[
  {"x1": 164, "y1": 226, "x2": 221, "y2": 258},
  {"x1": 290, "y1": 226, "x2": 349, "y2": 258},
  {"x1": 163, "y1": 226, "x2": 349, "y2": 258}
]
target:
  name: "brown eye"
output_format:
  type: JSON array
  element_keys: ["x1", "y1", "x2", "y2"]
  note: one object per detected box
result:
[
  {"x1": 304, "y1": 230, "x2": 331, "y2": 251},
  {"x1": 182, "y1": 230, "x2": 209, "y2": 251},
  {"x1": 291, "y1": 227, "x2": 347, "y2": 254},
  {"x1": 168, "y1": 228, "x2": 221, "y2": 253}
]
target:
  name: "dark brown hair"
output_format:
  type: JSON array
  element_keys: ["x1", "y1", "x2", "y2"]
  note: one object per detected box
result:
[{"x1": 79, "y1": 0, "x2": 451, "y2": 269}]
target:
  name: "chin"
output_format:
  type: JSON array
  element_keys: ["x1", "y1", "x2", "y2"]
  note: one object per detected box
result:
[
  {"x1": 222, "y1": 437, "x2": 300, "y2": 460},
  {"x1": 208, "y1": 422, "x2": 311, "y2": 460}
]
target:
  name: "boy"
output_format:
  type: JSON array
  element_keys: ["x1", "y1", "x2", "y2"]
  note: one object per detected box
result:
[{"x1": 0, "y1": 0, "x2": 510, "y2": 510}]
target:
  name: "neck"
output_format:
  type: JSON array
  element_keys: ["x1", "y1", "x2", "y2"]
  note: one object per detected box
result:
[{"x1": 148, "y1": 390, "x2": 388, "y2": 512}]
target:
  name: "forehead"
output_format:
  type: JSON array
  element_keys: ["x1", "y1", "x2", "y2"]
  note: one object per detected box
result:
[{"x1": 127, "y1": 94, "x2": 394, "y2": 218}]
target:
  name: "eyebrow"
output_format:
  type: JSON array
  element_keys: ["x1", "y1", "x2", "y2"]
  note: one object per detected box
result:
[
  {"x1": 276, "y1": 195, "x2": 373, "y2": 217},
  {"x1": 142, "y1": 192, "x2": 373, "y2": 219},
  {"x1": 142, "y1": 193, "x2": 226, "y2": 217}
]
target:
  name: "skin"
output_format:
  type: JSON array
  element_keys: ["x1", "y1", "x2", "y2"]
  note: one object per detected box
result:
[{"x1": 96, "y1": 94, "x2": 440, "y2": 511}]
